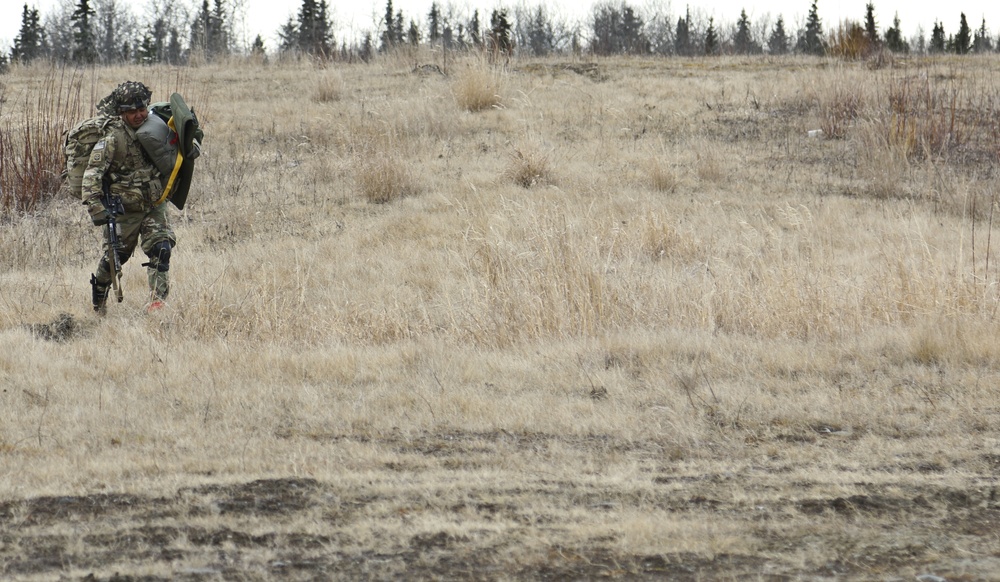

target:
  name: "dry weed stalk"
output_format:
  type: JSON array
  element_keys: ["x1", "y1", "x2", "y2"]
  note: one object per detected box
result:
[{"x1": 820, "y1": 84, "x2": 864, "y2": 139}]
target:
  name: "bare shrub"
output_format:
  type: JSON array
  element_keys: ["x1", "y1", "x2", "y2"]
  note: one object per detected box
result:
[
  {"x1": 0, "y1": 68, "x2": 85, "y2": 214},
  {"x1": 882, "y1": 74, "x2": 992, "y2": 162},
  {"x1": 826, "y1": 20, "x2": 872, "y2": 60},
  {"x1": 820, "y1": 86, "x2": 864, "y2": 139}
]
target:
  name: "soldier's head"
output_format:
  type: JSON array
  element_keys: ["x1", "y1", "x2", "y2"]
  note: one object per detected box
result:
[
  {"x1": 97, "y1": 81, "x2": 152, "y2": 127},
  {"x1": 120, "y1": 104, "x2": 149, "y2": 129}
]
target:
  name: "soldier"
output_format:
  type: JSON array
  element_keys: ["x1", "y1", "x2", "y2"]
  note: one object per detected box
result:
[{"x1": 83, "y1": 81, "x2": 175, "y2": 314}]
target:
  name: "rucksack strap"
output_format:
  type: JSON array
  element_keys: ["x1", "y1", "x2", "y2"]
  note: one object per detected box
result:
[{"x1": 154, "y1": 116, "x2": 185, "y2": 206}]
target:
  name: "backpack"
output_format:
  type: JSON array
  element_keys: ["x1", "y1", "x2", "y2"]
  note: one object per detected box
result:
[{"x1": 62, "y1": 115, "x2": 116, "y2": 200}]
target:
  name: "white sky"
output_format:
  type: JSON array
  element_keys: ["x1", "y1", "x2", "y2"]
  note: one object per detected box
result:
[{"x1": 2, "y1": 0, "x2": 999, "y2": 53}]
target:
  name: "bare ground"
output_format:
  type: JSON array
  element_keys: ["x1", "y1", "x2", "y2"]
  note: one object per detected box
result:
[{"x1": 2, "y1": 429, "x2": 999, "y2": 580}]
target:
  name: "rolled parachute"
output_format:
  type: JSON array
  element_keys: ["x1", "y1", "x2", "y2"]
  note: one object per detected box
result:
[{"x1": 136, "y1": 92, "x2": 203, "y2": 210}]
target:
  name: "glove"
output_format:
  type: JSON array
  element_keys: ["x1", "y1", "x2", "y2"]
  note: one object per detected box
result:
[{"x1": 88, "y1": 203, "x2": 110, "y2": 226}]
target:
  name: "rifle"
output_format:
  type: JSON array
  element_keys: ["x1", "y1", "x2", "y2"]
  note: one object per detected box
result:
[{"x1": 101, "y1": 177, "x2": 125, "y2": 304}]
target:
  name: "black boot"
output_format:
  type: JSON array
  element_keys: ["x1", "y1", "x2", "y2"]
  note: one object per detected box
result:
[{"x1": 91, "y1": 274, "x2": 110, "y2": 314}]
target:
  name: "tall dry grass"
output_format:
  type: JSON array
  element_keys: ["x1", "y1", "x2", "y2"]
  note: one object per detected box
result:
[{"x1": 2, "y1": 52, "x2": 1000, "y2": 578}]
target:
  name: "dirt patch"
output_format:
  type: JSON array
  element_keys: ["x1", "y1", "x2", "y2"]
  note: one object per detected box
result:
[
  {"x1": 3, "y1": 455, "x2": 999, "y2": 580},
  {"x1": 27, "y1": 312, "x2": 82, "y2": 342}
]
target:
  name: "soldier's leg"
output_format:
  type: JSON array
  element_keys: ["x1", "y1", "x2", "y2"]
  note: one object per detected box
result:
[
  {"x1": 140, "y1": 204, "x2": 176, "y2": 301},
  {"x1": 91, "y1": 213, "x2": 141, "y2": 312}
]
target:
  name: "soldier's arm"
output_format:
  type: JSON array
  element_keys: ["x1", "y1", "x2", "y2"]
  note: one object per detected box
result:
[{"x1": 81, "y1": 133, "x2": 116, "y2": 223}]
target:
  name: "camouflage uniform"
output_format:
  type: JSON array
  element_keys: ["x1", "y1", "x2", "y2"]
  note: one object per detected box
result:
[{"x1": 85, "y1": 81, "x2": 175, "y2": 311}]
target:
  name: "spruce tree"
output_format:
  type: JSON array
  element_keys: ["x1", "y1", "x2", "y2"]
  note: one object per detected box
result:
[
  {"x1": 442, "y1": 22, "x2": 453, "y2": 49},
  {"x1": 314, "y1": 0, "x2": 334, "y2": 56},
  {"x1": 380, "y1": 0, "x2": 395, "y2": 51},
  {"x1": 883, "y1": 13, "x2": 908, "y2": 53},
  {"x1": 296, "y1": 0, "x2": 332, "y2": 57},
  {"x1": 428, "y1": 3, "x2": 441, "y2": 42},
  {"x1": 278, "y1": 17, "x2": 298, "y2": 52},
  {"x1": 251, "y1": 34, "x2": 265, "y2": 56},
  {"x1": 955, "y1": 13, "x2": 970, "y2": 54},
  {"x1": 590, "y1": 3, "x2": 618, "y2": 55},
  {"x1": 166, "y1": 28, "x2": 182, "y2": 64},
  {"x1": 209, "y1": 0, "x2": 230, "y2": 58},
  {"x1": 360, "y1": 31, "x2": 372, "y2": 61},
  {"x1": 144, "y1": 17, "x2": 167, "y2": 64},
  {"x1": 136, "y1": 32, "x2": 156, "y2": 63},
  {"x1": 488, "y1": 9, "x2": 513, "y2": 57},
  {"x1": 768, "y1": 15, "x2": 789, "y2": 55},
  {"x1": 96, "y1": 0, "x2": 118, "y2": 64},
  {"x1": 798, "y1": 0, "x2": 824, "y2": 56},
  {"x1": 468, "y1": 10, "x2": 481, "y2": 48},
  {"x1": 71, "y1": 0, "x2": 98, "y2": 64},
  {"x1": 972, "y1": 17, "x2": 992, "y2": 53},
  {"x1": 929, "y1": 21, "x2": 945, "y2": 53},
  {"x1": 11, "y1": 4, "x2": 45, "y2": 63},
  {"x1": 408, "y1": 20, "x2": 420, "y2": 46},
  {"x1": 394, "y1": 11, "x2": 404, "y2": 45},
  {"x1": 863, "y1": 3, "x2": 878, "y2": 48},
  {"x1": 734, "y1": 9, "x2": 760, "y2": 54},
  {"x1": 527, "y1": 6, "x2": 552, "y2": 56},
  {"x1": 704, "y1": 18, "x2": 718, "y2": 55},
  {"x1": 674, "y1": 8, "x2": 692, "y2": 56},
  {"x1": 190, "y1": 0, "x2": 210, "y2": 57},
  {"x1": 621, "y1": 4, "x2": 647, "y2": 54}
]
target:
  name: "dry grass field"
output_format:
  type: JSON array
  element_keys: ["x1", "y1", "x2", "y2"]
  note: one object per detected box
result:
[{"x1": 2, "y1": 51, "x2": 1000, "y2": 580}]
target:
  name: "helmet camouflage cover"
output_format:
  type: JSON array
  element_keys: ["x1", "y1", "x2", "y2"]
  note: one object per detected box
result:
[{"x1": 97, "y1": 81, "x2": 152, "y2": 116}]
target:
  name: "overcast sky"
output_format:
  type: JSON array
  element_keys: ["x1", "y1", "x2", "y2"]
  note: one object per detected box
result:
[{"x1": 2, "y1": 0, "x2": 999, "y2": 53}]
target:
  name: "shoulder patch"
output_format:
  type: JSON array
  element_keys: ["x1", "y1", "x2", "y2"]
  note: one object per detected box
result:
[{"x1": 93, "y1": 140, "x2": 106, "y2": 151}]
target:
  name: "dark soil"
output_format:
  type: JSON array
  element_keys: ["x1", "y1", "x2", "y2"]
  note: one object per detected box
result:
[{"x1": 2, "y1": 432, "x2": 999, "y2": 580}]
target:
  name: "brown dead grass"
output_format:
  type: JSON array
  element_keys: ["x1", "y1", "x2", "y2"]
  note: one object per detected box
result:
[{"x1": 2, "y1": 53, "x2": 1000, "y2": 580}]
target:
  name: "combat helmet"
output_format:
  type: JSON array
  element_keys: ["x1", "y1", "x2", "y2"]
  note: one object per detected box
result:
[{"x1": 97, "y1": 81, "x2": 152, "y2": 116}]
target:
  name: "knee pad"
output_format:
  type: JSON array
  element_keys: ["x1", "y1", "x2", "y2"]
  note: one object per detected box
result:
[
  {"x1": 99, "y1": 248, "x2": 132, "y2": 272},
  {"x1": 145, "y1": 240, "x2": 172, "y2": 272}
]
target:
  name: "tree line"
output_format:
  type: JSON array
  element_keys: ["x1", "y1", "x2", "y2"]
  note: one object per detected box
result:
[{"x1": 4, "y1": 0, "x2": 1000, "y2": 67}]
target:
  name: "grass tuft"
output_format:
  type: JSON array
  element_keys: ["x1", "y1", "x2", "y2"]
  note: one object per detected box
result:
[
  {"x1": 452, "y1": 62, "x2": 505, "y2": 112},
  {"x1": 646, "y1": 158, "x2": 679, "y2": 193},
  {"x1": 313, "y1": 71, "x2": 343, "y2": 103},
  {"x1": 355, "y1": 152, "x2": 417, "y2": 203},
  {"x1": 502, "y1": 145, "x2": 553, "y2": 188}
]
